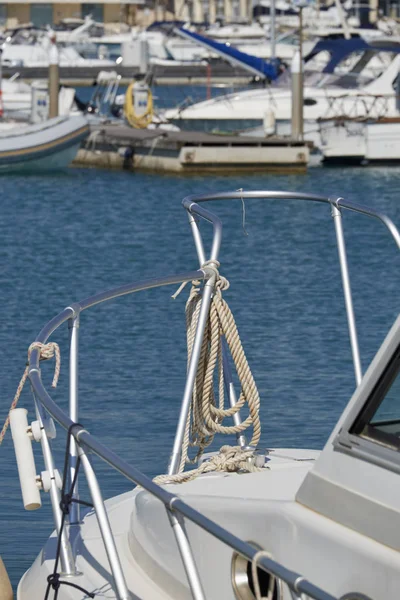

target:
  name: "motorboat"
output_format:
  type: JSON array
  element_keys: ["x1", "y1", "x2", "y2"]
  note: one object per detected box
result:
[
  {"x1": 164, "y1": 37, "x2": 400, "y2": 147},
  {"x1": 2, "y1": 77, "x2": 32, "y2": 116},
  {"x1": 175, "y1": 25, "x2": 316, "y2": 63},
  {"x1": 0, "y1": 72, "x2": 88, "y2": 123},
  {"x1": 2, "y1": 41, "x2": 115, "y2": 68},
  {"x1": 52, "y1": 15, "x2": 107, "y2": 44},
  {"x1": 52, "y1": 17, "x2": 210, "y2": 65},
  {"x1": 200, "y1": 22, "x2": 315, "y2": 60},
  {"x1": 255, "y1": 0, "x2": 350, "y2": 29},
  {"x1": 319, "y1": 116, "x2": 400, "y2": 164},
  {"x1": 1, "y1": 25, "x2": 115, "y2": 68},
  {"x1": 3, "y1": 188, "x2": 400, "y2": 599},
  {"x1": 0, "y1": 114, "x2": 88, "y2": 172},
  {"x1": 205, "y1": 22, "x2": 268, "y2": 41}
]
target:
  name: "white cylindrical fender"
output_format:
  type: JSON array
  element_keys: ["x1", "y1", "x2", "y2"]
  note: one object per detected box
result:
[
  {"x1": 263, "y1": 108, "x2": 276, "y2": 136},
  {"x1": 0, "y1": 557, "x2": 12, "y2": 600},
  {"x1": 10, "y1": 409, "x2": 41, "y2": 511}
]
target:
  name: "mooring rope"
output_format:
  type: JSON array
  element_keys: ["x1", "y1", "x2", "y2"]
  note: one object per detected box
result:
[
  {"x1": 155, "y1": 444, "x2": 261, "y2": 485},
  {"x1": 44, "y1": 423, "x2": 95, "y2": 600},
  {"x1": 155, "y1": 261, "x2": 262, "y2": 485},
  {"x1": 0, "y1": 342, "x2": 60, "y2": 445}
]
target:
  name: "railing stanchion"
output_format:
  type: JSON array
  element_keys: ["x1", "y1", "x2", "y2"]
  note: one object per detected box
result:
[
  {"x1": 78, "y1": 444, "x2": 130, "y2": 600},
  {"x1": 331, "y1": 203, "x2": 363, "y2": 386},
  {"x1": 68, "y1": 309, "x2": 80, "y2": 524},
  {"x1": 168, "y1": 273, "x2": 216, "y2": 475},
  {"x1": 187, "y1": 209, "x2": 246, "y2": 446},
  {"x1": 32, "y1": 396, "x2": 76, "y2": 575},
  {"x1": 187, "y1": 211, "x2": 206, "y2": 265},
  {"x1": 167, "y1": 507, "x2": 206, "y2": 600}
]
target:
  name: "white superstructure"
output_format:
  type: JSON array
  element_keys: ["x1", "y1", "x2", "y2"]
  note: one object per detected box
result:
[{"x1": 165, "y1": 47, "x2": 400, "y2": 147}]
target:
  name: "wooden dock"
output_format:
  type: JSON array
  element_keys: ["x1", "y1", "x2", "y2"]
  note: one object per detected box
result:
[{"x1": 73, "y1": 123, "x2": 309, "y2": 174}]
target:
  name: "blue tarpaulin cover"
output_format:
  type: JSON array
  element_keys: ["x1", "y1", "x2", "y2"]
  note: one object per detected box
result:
[{"x1": 174, "y1": 27, "x2": 281, "y2": 80}]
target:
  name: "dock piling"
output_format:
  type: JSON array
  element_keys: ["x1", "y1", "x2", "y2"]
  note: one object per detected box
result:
[
  {"x1": 139, "y1": 32, "x2": 150, "y2": 75},
  {"x1": 48, "y1": 32, "x2": 59, "y2": 119},
  {"x1": 291, "y1": 50, "x2": 303, "y2": 141}
]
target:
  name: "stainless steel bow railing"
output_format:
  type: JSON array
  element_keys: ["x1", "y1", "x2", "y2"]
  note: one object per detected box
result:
[{"x1": 26, "y1": 191, "x2": 400, "y2": 600}]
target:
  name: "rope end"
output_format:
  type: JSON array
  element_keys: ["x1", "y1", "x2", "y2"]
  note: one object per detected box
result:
[{"x1": 171, "y1": 280, "x2": 189, "y2": 300}]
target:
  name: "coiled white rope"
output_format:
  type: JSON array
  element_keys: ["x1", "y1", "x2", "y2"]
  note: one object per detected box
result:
[{"x1": 155, "y1": 261, "x2": 262, "y2": 485}]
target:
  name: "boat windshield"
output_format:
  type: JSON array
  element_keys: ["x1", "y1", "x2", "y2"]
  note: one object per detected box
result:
[
  {"x1": 350, "y1": 344, "x2": 400, "y2": 450},
  {"x1": 275, "y1": 49, "x2": 396, "y2": 90}
]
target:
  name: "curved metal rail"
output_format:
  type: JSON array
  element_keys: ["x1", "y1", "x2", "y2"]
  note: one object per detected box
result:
[
  {"x1": 181, "y1": 190, "x2": 400, "y2": 250},
  {"x1": 27, "y1": 269, "x2": 336, "y2": 600},
  {"x1": 25, "y1": 190, "x2": 400, "y2": 600},
  {"x1": 181, "y1": 190, "x2": 400, "y2": 390}
]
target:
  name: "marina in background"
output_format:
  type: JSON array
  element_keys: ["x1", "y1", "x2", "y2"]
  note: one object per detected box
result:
[{"x1": 0, "y1": 0, "x2": 399, "y2": 169}]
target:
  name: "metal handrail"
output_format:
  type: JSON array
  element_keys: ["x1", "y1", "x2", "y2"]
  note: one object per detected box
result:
[
  {"x1": 181, "y1": 190, "x2": 400, "y2": 387},
  {"x1": 24, "y1": 190, "x2": 399, "y2": 600},
  {"x1": 27, "y1": 267, "x2": 337, "y2": 600},
  {"x1": 26, "y1": 285, "x2": 337, "y2": 598},
  {"x1": 181, "y1": 190, "x2": 400, "y2": 249}
]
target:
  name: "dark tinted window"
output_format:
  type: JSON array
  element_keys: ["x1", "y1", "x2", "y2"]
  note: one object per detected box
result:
[{"x1": 350, "y1": 345, "x2": 400, "y2": 449}]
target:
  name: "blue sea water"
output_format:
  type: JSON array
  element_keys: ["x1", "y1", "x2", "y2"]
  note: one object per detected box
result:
[{"x1": 0, "y1": 165, "x2": 399, "y2": 591}]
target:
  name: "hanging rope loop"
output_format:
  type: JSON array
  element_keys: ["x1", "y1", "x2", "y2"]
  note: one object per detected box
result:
[
  {"x1": 201, "y1": 259, "x2": 230, "y2": 293},
  {"x1": 0, "y1": 342, "x2": 61, "y2": 446},
  {"x1": 185, "y1": 259, "x2": 261, "y2": 457},
  {"x1": 155, "y1": 260, "x2": 262, "y2": 484}
]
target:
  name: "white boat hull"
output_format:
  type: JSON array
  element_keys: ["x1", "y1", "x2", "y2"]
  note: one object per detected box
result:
[
  {"x1": 18, "y1": 449, "x2": 324, "y2": 600},
  {"x1": 17, "y1": 445, "x2": 400, "y2": 600},
  {"x1": 0, "y1": 115, "x2": 89, "y2": 172},
  {"x1": 320, "y1": 119, "x2": 400, "y2": 163}
]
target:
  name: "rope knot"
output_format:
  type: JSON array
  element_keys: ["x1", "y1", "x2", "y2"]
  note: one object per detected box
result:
[
  {"x1": 216, "y1": 445, "x2": 255, "y2": 472},
  {"x1": 0, "y1": 341, "x2": 61, "y2": 446},
  {"x1": 216, "y1": 275, "x2": 230, "y2": 292},
  {"x1": 47, "y1": 573, "x2": 61, "y2": 590},
  {"x1": 154, "y1": 446, "x2": 263, "y2": 485},
  {"x1": 60, "y1": 492, "x2": 72, "y2": 515},
  {"x1": 202, "y1": 259, "x2": 230, "y2": 293},
  {"x1": 28, "y1": 342, "x2": 61, "y2": 388},
  {"x1": 200, "y1": 445, "x2": 257, "y2": 474}
]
